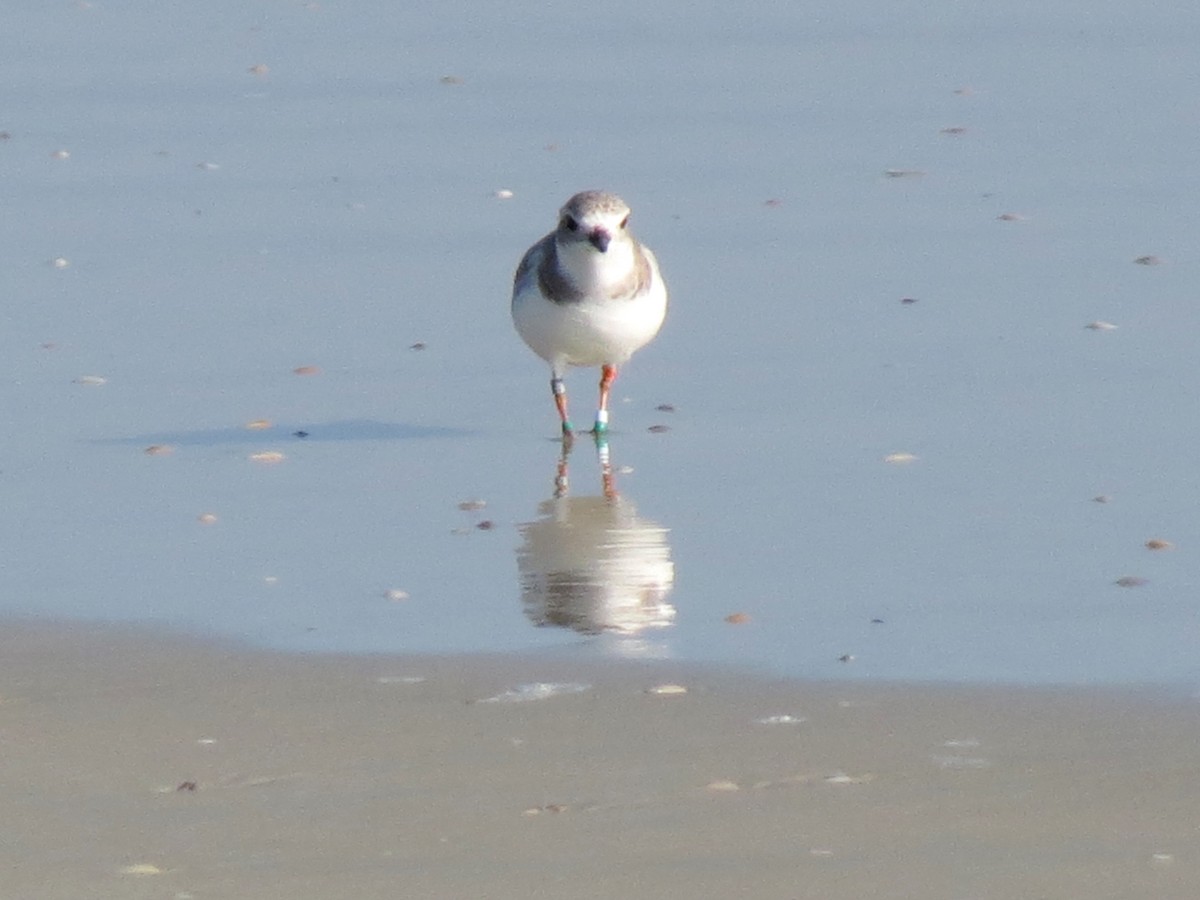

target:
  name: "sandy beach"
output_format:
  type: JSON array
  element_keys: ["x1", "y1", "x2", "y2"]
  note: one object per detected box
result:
[{"x1": 2, "y1": 622, "x2": 1197, "y2": 899}]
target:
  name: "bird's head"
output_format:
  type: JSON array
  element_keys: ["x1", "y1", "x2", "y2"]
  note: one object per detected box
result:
[{"x1": 556, "y1": 190, "x2": 632, "y2": 255}]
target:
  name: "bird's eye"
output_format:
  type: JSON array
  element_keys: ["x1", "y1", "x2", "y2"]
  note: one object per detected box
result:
[
  {"x1": 562, "y1": 216, "x2": 579, "y2": 232},
  {"x1": 619, "y1": 214, "x2": 630, "y2": 229}
]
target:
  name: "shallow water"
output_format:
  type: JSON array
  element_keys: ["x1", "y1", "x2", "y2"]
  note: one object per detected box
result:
[{"x1": 3, "y1": 0, "x2": 1199, "y2": 685}]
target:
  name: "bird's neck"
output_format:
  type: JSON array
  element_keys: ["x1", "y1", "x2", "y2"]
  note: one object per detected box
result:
[{"x1": 554, "y1": 237, "x2": 637, "y2": 292}]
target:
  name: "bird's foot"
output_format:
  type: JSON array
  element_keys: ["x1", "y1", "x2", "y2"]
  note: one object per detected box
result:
[
  {"x1": 559, "y1": 422, "x2": 576, "y2": 450},
  {"x1": 592, "y1": 409, "x2": 609, "y2": 436}
]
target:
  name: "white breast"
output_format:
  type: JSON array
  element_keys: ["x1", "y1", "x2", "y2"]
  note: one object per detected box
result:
[{"x1": 512, "y1": 244, "x2": 667, "y2": 373}]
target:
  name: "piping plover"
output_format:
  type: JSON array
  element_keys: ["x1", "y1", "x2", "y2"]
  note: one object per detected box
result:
[{"x1": 511, "y1": 190, "x2": 668, "y2": 436}]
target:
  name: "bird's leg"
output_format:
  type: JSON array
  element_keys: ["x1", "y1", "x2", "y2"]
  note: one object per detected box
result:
[
  {"x1": 551, "y1": 376, "x2": 573, "y2": 436},
  {"x1": 595, "y1": 364, "x2": 617, "y2": 434}
]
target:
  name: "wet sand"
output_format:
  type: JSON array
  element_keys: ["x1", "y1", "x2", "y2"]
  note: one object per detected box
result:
[{"x1": 3, "y1": 622, "x2": 1197, "y2": 899}]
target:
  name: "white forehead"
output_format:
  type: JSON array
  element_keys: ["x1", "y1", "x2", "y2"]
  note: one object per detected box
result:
[{"x1": 560, "y1": 190, "x2": 630, "y2": 223}]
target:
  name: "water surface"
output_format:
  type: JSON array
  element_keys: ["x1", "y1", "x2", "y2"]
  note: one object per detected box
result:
[{"x1": 3, "y1": 0, "x2": 1199, "y2": 685}]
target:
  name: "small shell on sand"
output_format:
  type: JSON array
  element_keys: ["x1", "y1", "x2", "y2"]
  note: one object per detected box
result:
[
  {"x1": 1145, "y1": 539, "x2": 1174, "y2": 551},
  {"x1": 724, "y1": 612, "x2": 751, "y2": 625},
  {"x1": 646, "y1": 684, "x2": 688, "y2": 696},
  {"x1": 292, "y1": 365, "x2": 321, "y2": 376},
  {"x1": 118, "y1": 863, "x2": 162, "y2": 876},
  {"x1": 1114, "y1": 576, "x2": 1148, "y2": 588},
  {"x1": 883, "y1": 452, "x2": 918, "y2": 464},
  {"x1": 245, "y1": 419, "x2": 272, "y2": 430},
  {"x1": 1085, "y1": 321, "x2": 1117, "y2": 331},
  {"x1": 522, "y1": 804, "x2": 568, "y2": 815},
  {"x1": 197, "y1": 513, "x2": 218, "y2": 525},
  {"x1": 824, "y1": 772, "x2": 875, "y2": 785},
  {"x1": 384, "y1": 589, "x2": 410, "y2": 602},
  {"x1": 706, "y1": 780, "x2": 740, "y2": 792},
  {"x1": 74, "y1": 375, "x2": 107, "y2": 386},
  {"x1": 143, "y1": 445, "x2": 174, "y2": 456},
  {"x1": 249, "y1": 451, "x2": 286, "y2": 463},
  {"x1": 477, "y1": 682, "x2": 590, "y2": 704}
]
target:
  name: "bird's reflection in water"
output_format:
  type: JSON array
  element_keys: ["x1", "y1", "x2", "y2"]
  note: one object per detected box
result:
[{"x1": 516, "y1": 436, "x2": 675, "y2": 650}]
